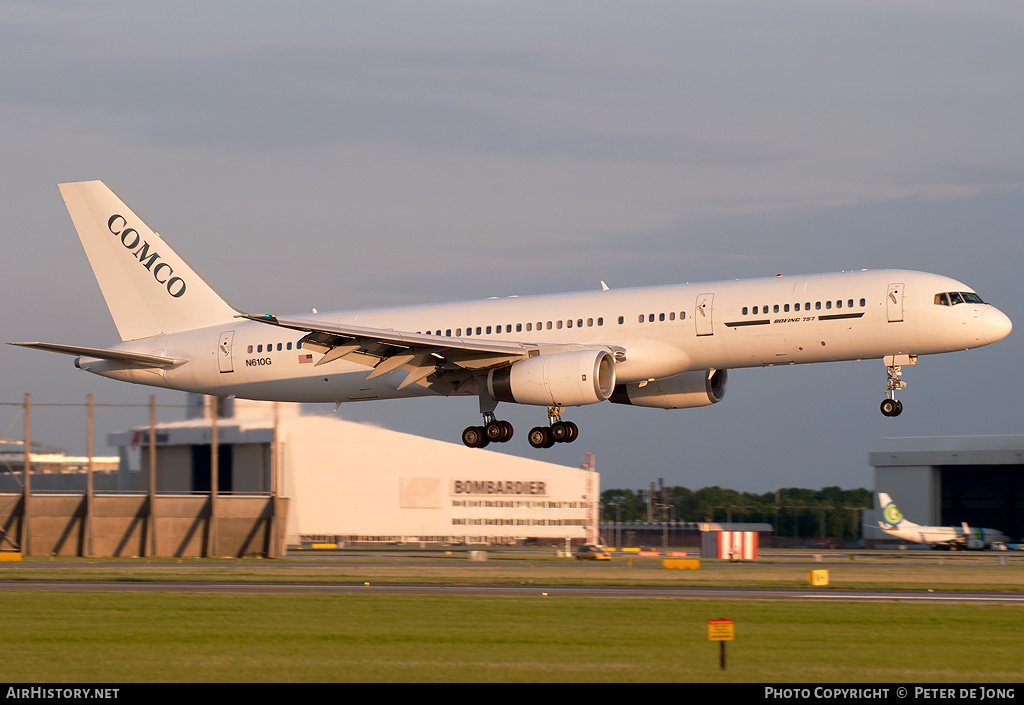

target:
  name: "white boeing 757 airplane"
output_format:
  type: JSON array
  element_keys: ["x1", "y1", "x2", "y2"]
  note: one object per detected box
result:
[
  {"x1": 10, "y1": 181, "x2": 1013, "y2": 449},
  {"x1": 876, "y1": 492, "x2": 1010, "y2": 549}
]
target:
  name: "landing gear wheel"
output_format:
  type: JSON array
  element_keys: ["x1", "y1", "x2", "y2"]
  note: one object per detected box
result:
[
  {"x1": 528, "y1": 426, "x2": 555, "y2": 449},
  {"x1": 880, "y1": 399, "x2": 903, "y2": 417},
  {"x1": 483, "y1": 421, "x2": 503, "y2": 442},
  {"x1": 462, "y1": 425, "x2": 490, "y2": 448},
  {"x1": 484, "y1": 420, "x2": 513, "y2": 442},
  {"x1": 550, "y1": 421, "x2": 580, "y2": 443}
]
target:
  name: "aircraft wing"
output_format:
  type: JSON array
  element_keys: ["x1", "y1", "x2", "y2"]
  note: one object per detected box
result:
[
  {"x1": 239, "y1": 313, "x2": 535, "y2": 391},
  {"x1": 9, "y1": 342, "x2": 186, "y2": 369}
]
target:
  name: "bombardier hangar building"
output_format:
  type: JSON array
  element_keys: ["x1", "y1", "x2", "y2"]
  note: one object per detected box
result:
[{"x1": 109, "y1": 396, "x2": 600, "y2": 546}]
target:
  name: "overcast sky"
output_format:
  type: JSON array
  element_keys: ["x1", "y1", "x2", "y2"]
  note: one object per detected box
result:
[{"x1": 1, "y1": 1, "x2": 1021, "y2": 493}]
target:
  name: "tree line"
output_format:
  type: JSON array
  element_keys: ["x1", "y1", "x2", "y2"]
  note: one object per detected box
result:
[{"x1": 601, "y1": 485, "x2": 873, "y2": 540}]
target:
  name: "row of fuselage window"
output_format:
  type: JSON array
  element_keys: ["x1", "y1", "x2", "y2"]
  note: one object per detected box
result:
[
  {"x1": 248, "y1": 342, "x2": 302, "y2": 354},
  {"x1": 418, "y1": 312, "x2": 692, "y2": 337},
  {"x1": 244, "y1": 298, "x2": 870, "y2": 354},
  {"x1": 742, "y1": 298, "x2": 867, "y2": 316},
  {"x1": 244, "y1": 311, "x2": 665, "y2": 352}
]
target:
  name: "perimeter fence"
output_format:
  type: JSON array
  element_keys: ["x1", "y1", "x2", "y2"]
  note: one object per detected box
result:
[{"x1": 0, "y1": 393, "x2": 286, "y2": 558}]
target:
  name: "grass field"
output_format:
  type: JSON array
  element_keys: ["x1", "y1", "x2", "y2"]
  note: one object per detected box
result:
[
  {"x1": 3, "y1": 591, "x2": 1022, "y2": 682},
  {"x1": 2, "y1": 551, "x2": 1022, "y2": 682}
]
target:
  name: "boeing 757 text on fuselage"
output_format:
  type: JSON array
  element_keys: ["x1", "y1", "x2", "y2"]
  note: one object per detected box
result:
[{"x1": 10, "y1": 182, "x2": 1013, "y2": 448}]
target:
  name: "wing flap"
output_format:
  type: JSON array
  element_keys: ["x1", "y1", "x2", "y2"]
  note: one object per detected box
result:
[
  {"x1": 397, "y1": 355, "x2": 439, "y2": 390},
  {"x1": 367, "y1": 352, "x2": 417, "y2": 380}
]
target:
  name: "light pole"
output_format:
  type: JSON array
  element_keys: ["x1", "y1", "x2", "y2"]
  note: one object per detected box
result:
[
  {"x1": 728, "y1": 505, "x2": 753, "y2": 524},
  {"x1": 845, "y1": 505, "x2": 870, "y2": 542},
  {"x1": 819, "y1": 505, "x2": 834, "y2": 542},
  {"x1": 657, "y1": 504, "x2": 674, "y2": 550},
  {"x1": 788, "y1": 505, "x2": 806, "y2": 539},
  {"x1": 607, "y1": 502, "x2": 622, "y2": 551}
]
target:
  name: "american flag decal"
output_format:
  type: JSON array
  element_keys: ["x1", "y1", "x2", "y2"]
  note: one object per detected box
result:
[{"x1": 299, "y1": 354, "x2": 314, "y2": 364}]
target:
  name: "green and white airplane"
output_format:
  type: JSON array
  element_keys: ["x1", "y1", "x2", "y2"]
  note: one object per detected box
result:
[{"x1": 877, "y1": 492, "x2": 1010, "y2": 549}]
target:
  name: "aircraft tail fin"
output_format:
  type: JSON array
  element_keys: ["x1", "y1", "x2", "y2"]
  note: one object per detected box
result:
[
  {"x1": 878, "y1": 492, "x2": 906, "y2": 527},
  {"x1": 58, "y1": 181, "x2": 238, "y2": 341}
]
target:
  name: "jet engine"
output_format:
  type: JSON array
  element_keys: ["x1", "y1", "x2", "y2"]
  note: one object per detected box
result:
[
  {"x1": 487, "y1": 350, "x2": 616, "y2": 407},
  {"x1": 609, "y1": 369, "x2": 727, "y2": 409}
]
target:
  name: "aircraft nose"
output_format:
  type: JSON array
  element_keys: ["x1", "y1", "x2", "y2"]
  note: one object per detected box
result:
[{"x1": 982, "y1": 307, "x2": 1012, "y2": 344}]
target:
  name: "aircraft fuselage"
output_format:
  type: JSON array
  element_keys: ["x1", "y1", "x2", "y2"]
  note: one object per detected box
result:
[
  {"x1": 13, "y1": 181, "x2": 1012, "y2": 449},
  {"x1": 83, "y1": 268, "x2": 1009, "y2": 404}
]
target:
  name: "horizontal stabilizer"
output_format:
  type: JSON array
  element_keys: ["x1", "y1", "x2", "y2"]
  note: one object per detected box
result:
[{"x1": 9, "y1": 342, "x2": 186, "y2": 369}]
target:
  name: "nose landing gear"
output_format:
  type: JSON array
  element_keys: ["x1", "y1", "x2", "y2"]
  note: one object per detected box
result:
[{"x1": 880, "y1": 354, "x2": 916, "y2": 417}]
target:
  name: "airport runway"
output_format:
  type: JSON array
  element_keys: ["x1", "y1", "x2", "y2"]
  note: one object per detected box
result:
[{"x1": 1, "y1": 580, "x2": 1022, "y2": 604}]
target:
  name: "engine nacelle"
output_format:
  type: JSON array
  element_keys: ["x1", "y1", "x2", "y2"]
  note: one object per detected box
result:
[
  {"x1": 609, "y1": 369, "x2": 727, "y2": 409},
  {"x1": 488, "y1": 350, "x2": 616, "y2": 407}
]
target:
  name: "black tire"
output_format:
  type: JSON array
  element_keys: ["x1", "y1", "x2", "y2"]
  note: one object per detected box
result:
[
  {"x1": 485, "y1": 421, "x2": 505, "y2": 442},
  {"x1": 528, "y1": 426, "x2": 551, "y2": 448},
  {"x1": 462, "y1": 426, "x2": 489, "y2": 448},
  {"x1": 551, "y1": 421, "x2": 569, "y2": 442},
  {"x1": 880, "y1": 399, "x2": 898, "y2": 417}
]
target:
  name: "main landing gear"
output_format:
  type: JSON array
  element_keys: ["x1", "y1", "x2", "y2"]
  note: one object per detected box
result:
[
  {"x1": 461, "y1": 414, "x2": 514, "y2": 449},
  {"x1": 461, "y1": 406, "x2": 580, "y2": 449},
  {"x1": 880, "y1": 355, "x2": 916, "y2": 417},
  {"x1": 527, "y1": 407, "x2": 579, "y2": 449}
]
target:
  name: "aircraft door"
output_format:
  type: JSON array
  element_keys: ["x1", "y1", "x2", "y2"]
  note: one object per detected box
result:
[
  {"x1": 218, "y1": 331, "x2": 234, "y2": 373},
  {"x1": 886, "y1": 283, "x2": 904, "y2": 323},
  {"x1": 695, "y1": 293, "x2": 714, "y2": 336}
]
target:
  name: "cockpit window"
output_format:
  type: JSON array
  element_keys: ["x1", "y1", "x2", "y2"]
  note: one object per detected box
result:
[{"x1": 935, "y1": 291, "x2": 985, "y2": 306}]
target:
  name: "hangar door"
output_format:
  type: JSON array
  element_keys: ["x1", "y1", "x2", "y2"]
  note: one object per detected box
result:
[
  {"x1": 191, "y1": 445, "x2": 233, "y2": 493},
  {"x1": 940, "y1": 465, "x2": 1022, "y2": 542}
]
